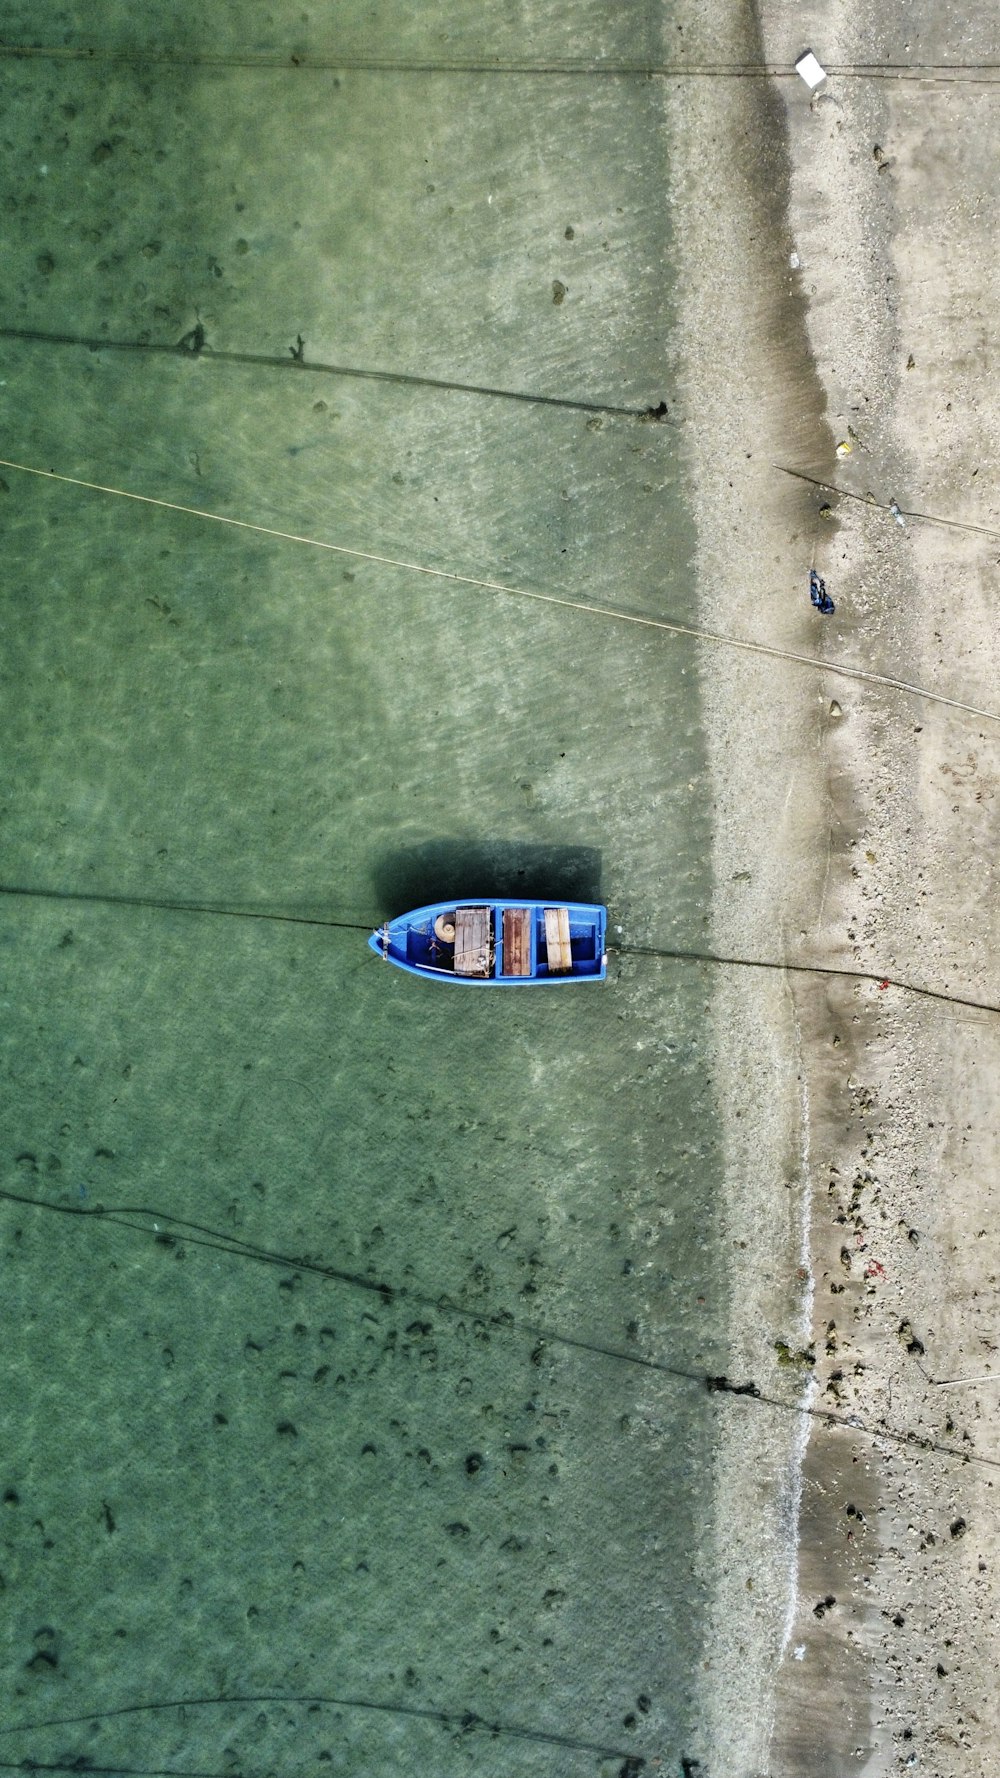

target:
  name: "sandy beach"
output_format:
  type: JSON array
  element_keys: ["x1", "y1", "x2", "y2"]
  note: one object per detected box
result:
[{"x1": 669, "y1": 2, "x2": 1000, "y2": 1771}]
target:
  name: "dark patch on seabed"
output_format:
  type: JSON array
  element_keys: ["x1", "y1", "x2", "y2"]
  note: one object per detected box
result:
[
  {"x1": 0, "y1": 4, "x2": 732, "y2": 1775},
  {"x1": 373, "y1": 839, "x2": 604, "y2": 911}
]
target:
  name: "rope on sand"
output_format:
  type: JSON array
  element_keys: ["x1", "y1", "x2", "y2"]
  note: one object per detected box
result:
[
  {"x1": 776, "y1": 462, "x2": 1000, "y2": 544},
  {"x1": 3, "y1": 453, "x2": 999, "y2": 726}
]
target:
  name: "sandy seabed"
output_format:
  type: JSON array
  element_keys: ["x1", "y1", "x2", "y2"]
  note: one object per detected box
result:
[{"x1": 667, "y1": 2, "x2": 1000, "y2": 1773}]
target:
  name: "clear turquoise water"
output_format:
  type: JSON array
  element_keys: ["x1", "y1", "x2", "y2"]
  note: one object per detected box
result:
[{"x1": 1, "y1": 10, "x2": 727, "y2": 1774}]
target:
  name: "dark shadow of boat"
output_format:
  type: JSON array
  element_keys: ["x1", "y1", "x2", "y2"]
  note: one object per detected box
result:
[{"x1": 372, "y1": 839, "x2": 602, "y2": 915}]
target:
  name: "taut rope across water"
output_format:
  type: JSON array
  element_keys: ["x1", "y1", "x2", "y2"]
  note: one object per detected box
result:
[{"x1": 2, "y1": 454, "x2": 999, "y2": 726}]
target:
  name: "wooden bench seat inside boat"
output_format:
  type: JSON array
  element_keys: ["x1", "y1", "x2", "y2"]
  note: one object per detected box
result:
[
  {"x1": 454, "y1": 906, "x2": 491, "y2": 977},
  {"x1": 501, "y1": 906, "x2": 532, "y2": 976},
  {"x1": 544, "y1": 906, "x2": 573, "y2": 972}
]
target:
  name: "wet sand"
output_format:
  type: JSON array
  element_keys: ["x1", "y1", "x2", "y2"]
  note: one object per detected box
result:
[{"x1": 669, "y1": 3, "x2": 1000, "y2": 1772}]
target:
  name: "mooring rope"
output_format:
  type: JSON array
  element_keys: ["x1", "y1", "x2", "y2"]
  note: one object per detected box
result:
[
  {"x1": 3, "y1": 43, "x2": 1000, "y2": 81},
  {"x1": 3, "y1": 454, "x2": 998, "y2": 726}
]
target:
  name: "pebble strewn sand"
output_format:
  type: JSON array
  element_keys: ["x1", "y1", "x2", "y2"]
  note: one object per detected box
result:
[{"x1": 667, "y1": 2, "x2": 1000, "y2": 1771}]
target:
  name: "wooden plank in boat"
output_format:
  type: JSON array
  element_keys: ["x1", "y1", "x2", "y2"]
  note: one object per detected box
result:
[
  {"x1": 544, "y1": 906, "x2": 572, "y2": 972},
  {"x1": 455, "y1": 905, "x2": 491, "y2": 977},
  {"x1": 502, "y1": 906, "x2": 532, "y2": 976}
]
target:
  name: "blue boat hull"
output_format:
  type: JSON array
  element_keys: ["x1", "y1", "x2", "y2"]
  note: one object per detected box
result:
[{"x1": 369, "y1": 899, "x2": 607, "y2": 985}]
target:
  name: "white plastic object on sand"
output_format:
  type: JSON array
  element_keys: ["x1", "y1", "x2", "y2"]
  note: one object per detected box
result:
[{"x1": 795, "y1": 50, "x2": 827, "y2": 88}]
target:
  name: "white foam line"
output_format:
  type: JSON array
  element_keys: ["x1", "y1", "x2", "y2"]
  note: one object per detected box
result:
[
  {"x1": 777, "y1": 983, "x2": 817, "y2": 1661},
  {"x1": 780, "y1": 1376, "x2": 818, "y2": 1660}
]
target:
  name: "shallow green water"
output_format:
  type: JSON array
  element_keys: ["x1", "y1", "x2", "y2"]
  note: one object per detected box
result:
[{"x1": 1, "y1": 10, "x2": 728, "y2": 1774}]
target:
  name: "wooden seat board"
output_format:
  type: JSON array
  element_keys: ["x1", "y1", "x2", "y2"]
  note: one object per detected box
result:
[
  {"x1": 544, "y1": 906, "x2": 573, "y2": 972},
  {"x1": 502, "y1": 906, "x2": 533, "y2": 976},
  {"x1": 455, "y1": 905, "x2": 491, "y2": 976}
]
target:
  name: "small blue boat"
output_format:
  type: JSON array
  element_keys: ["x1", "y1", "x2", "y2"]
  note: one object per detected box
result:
[{"x1": 369, "y1": 899, "x2": 607, "y2": 985}]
